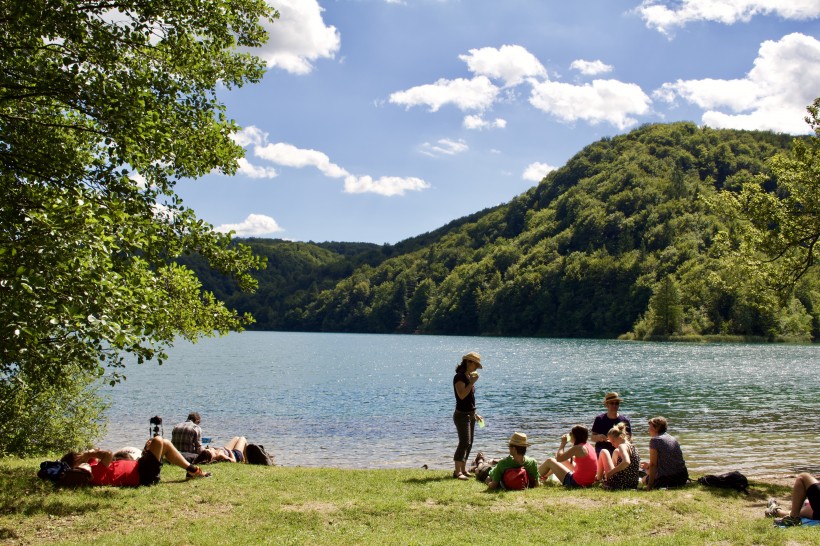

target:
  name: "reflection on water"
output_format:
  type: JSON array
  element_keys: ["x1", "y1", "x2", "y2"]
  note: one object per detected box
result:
[{"x1": 100, "y1": 332, "x2": 818, "y2": 476}]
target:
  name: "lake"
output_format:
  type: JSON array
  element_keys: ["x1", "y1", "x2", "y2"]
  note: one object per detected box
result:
[{"x1": 100, "y1": 331, "x2": 819, "y2": 477}]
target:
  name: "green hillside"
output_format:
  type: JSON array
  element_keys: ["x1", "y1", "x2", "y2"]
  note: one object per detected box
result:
[{"x1": 200, "y1": 122, "x2": 819, "y2": 341}]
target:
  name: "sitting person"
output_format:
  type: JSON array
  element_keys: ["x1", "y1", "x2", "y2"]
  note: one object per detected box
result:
[
  {"x1": 641, "y1": 416, "x2": 689, "y2": 490},
  {"x1": 596, "y1": 422, "x2": 641, "y2": 490},
  {"x1": 765, "y1": 473, "x2": 820, "y2": 526},
  {"x1": 194, "y1": 436, "x2": 248, "y2": 464},
  {"x1": 61, "y1": 436, "x2": 211, "y2": 487},
  {"x1": 538, "y1": 425, "x2": 597, "y2": 488},
  {"x1": 171, "y1": 412, "x2": 204, "y2": 463},
  {"x1": 478, "y1": 432, "x2": 540, "y2": 490}
]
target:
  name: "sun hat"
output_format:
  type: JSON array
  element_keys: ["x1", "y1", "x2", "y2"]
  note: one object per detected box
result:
[
  {"x1": 604, "y1": 392, "x2": 623, "y2": 404},
  {"x1": 462, "y1": 351, "x2": 482, "y2": 368},
  {"x1": 508, "y1": 432, "x2": 532, "y2": 447}
]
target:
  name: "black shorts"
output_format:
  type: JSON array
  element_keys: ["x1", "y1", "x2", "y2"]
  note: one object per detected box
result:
[
  {"x1": 654, "y1": 470, "x2": 689, "y2": 489},
  {"x1": 808, "y1": 482, "x2": 820, "y2": 520},
  {"x1": 137, "y1": 451, "x2": 162, "y2": 486}
]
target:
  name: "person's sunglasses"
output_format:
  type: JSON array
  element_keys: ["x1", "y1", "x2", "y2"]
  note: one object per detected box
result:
[{"x1": 608, "y1": 401, "x2": 620, "y2": 406}]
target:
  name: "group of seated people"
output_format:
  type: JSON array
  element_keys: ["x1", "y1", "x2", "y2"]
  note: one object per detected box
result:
[
  {"x1": 470, "y1": 392, "x2": 819, "y2": 527},
  {"x1": 471, "y1": 393, "x2": 689, "y2": 492},
  {"x1": 59, "y1": 411, "x2": 249, "y2": 488}
]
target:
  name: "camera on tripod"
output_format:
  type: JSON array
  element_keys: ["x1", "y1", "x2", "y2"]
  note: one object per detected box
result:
[{"x1": 149, "y1": 415, "x2": 163, "y2": 437}]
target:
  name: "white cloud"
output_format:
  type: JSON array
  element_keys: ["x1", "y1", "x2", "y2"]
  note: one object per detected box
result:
[
  {"x1": 344, "y1": 175, "x2": 431, "y2": 196},
  {"x1": 236, "y1": 157, "x2": 278, "y2": 179},
  {"x1": 570, "y1": 59, "x2": 613, "y2": 76},
  {"x1": 254, "y1": 142, "x2": 348, "y2": 178},
  {"x1": 522, "y1": 162, "x2": 558, "y2": 182},
  {"x1": 232, "y1": 126, "x2": 268, "y2": 148},
  {"x1": 215, "y1": 214, "x2": 284, "y2": 236},
  {"x1": 654, "y1": 33, "x2": 820, "y2": 133},
  {"x1": 529, "y1": 79, "x2": 652, "y2": 129},
  {"x1": 459, "y1": 45, "x2": 548, "y2": 87},
  {"x1": 420, "y1": 138, "x2": 469, "y2": 157},
  {"x1": 638, "y1": 0, "x2": 820, "y2": 35},
  {"x1": 254, "y1": 0, "x2": 340, "y2": 74},
  {"x1": 463, "y1": 114, "x2": 507, "y2": 130},
  {"x1": 230, "y1": 126, "x2": 430, "y2": 196},
  {"x1": 389, "y1": 76, "x2": 500, "y2": 112}
]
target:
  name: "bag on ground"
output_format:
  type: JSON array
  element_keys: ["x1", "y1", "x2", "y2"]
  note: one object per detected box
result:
[
  {"x1": 502, "y1": 467, "x2": 530, "y2": 490},
  {"x1": 246, "y1": 444, "x2": 276, "y2": 465},
  {"x1": 697, "y1": 470, "x2": 749, "y2": 493}
]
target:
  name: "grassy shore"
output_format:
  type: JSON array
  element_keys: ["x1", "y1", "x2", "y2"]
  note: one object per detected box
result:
[{"x1": 1, "y1": 458, "x2": 817, "y2": 545}]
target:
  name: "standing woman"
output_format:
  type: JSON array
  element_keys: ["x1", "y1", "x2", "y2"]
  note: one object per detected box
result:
[
  {"x1": 452, "y1": 352, "x2": 483, "y2": 480},
  {"x1": 642, "y1": 416, "x2": 689, "y2": 490}
]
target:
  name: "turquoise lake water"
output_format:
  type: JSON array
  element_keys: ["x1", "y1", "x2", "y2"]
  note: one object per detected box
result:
[{"x1": 100, "y1": 331, "x2": 819, "y2": 476}]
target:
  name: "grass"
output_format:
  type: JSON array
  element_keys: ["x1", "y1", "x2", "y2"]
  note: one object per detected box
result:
[{"x1": 1, "y1": 458, "x2": 818, "y2": 545}]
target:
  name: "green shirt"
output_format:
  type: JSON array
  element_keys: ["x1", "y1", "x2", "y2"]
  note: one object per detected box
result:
[{"x1": 488, "y1": 455, "x2": 540, "y2": 486}]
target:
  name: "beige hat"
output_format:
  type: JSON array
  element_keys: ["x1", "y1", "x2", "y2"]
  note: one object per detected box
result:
[
  {"x1": 604, "y1": 392, "x2": 623, "y2": 404},
  {"x1": 462, "y1": 352, "x2": 482, "y2": 368},
  {"x1": 508, "y1": 432, "x2": 532, "y2": 447}
]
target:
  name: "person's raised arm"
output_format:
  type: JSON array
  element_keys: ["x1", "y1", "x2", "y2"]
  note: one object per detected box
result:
[
  {"x1": 454, "y1": 375, "x2": 476, "y2": 400},
  {"x1": 77, "y1": 449, "x2": 114, "y2": 467}
]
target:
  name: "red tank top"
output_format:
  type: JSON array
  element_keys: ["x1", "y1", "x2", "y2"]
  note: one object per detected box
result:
[{"x1": 572, "y1": 442, "x2": 597, "y2": 486}]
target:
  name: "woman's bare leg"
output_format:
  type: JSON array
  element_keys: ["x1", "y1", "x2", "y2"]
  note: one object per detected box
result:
[
  {"x1": 539, "y1": 458, "x2": 571, "y2": 483},
  {"x1": 790, "y1": 473, "x2": 819, "y2": 518},
  {"x1": 597, "y1": 450, "x2": 615, "y2": 481}
]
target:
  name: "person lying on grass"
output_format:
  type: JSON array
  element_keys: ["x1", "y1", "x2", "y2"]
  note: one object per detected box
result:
[
  {"x1": 61, "y1": 436, "x2": 211, "y2": 487},
  {"x1": 479, "y1": 432, "x2": 540, "y2": 490},
  {"x1": 765, "y1": 472, "x2": 820, "y2": 527},
  {"x1": 194, "y1": 436, "x2": 248, "y2": 464}
]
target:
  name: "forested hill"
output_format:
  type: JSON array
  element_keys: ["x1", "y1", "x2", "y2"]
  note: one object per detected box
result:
[{"x1": 192, "y1": 122, "x2": 819, "y2": 341}]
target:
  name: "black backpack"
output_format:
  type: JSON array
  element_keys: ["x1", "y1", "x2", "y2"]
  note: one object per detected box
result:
[
  {"x1": 697, "y1": 471, "x2": 749, "y2": 493},
  {"x1": 245, "y1": 444, "x2": 275, "y2": 466}
]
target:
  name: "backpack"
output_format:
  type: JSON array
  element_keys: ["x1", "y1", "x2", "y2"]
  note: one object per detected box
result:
[
  {"x1": 37, "y1": 461, "x2": 91, "y2": 487},
  {"x1": 37, "y1": 460, "x2": 70, "y2": 483},
  {"x1": 697, "y1": 471, "x2": 749, "y2": 493},
  {"x1": 245, "y1": 444, "x2": 275, "y2": 466},
  {"x1": 502, "y1": 467, "x2": 530, "y2": 490}
]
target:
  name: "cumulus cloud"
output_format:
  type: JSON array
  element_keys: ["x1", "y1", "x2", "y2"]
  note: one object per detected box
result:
[
  {"x1": 254, "y1": 0, "x2": 340, "y2": 74},
  {"x1": 570, "y1": 59, "x2": 613, "y2": 76},
  {"x1": 216, "y1": 214, "x2": 284, "y2": 237},
  {"x1": 389, "y1": 76, "x2": 499, "y2": 112},
  {"x1": 459, "y1": 45, "x2": 548, "y2": 87},
  {"x1": 654, "y1": 33, "x2": 820, "y2": 133},
  {"x1": 638, "y1": 0, "x2": 820, "y2": 35},
  {"x1": 463, "y1": 114, "x2": 507, "y2": 130},
  {"x1": 529, "y1": 79, "x2": 652, "y2": 129},
  {"x1": 236, "y1": 157, "x2": 278, "y2": 179},
  {"x1": 254, "y1": 142, "x2": 348, "y2": 178},
  {"x1": 344, "y1": 175, "x2": 431, "y2": 196},
  {"x1": 420, "y1": 138, "x2": 469, "y2": 157},
  {"x1": 232, "y1": 125, "x2": 430, "y2": 196},
  {"x1": 522, "y1": 162, "x2": 558, "y2": 182}
]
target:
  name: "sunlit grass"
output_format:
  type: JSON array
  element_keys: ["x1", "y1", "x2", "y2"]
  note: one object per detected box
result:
[{"x1": 1, "y1": 458, "x2": 817, "y2": 545}]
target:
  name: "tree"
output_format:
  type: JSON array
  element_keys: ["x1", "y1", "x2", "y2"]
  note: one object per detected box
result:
[
  {"x1": 0, "y1": 0, "x2": 276, "y2": 454},
  {"x1": 716, "y1": 99, "x2": 820, "y2": 292}
]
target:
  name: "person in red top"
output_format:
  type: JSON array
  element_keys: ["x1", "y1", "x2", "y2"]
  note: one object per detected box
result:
[
  {"x1": 61, "y1": 436, "x2": 211, "y2": 486},
  {"x1": 538, "y1": 425, "x2": 598, "y2": 488}
]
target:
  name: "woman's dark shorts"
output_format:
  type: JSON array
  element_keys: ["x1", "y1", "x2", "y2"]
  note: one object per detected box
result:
[{"x1": 137, "y1": 451, "x2": 162, "y2": 485}]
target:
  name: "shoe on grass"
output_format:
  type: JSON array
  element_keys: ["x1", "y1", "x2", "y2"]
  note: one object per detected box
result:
[
  {"x1": 765, "y1": 498, "x2": 781, "y2": 517},
  {"x1": 775, "y1": 515, "x2": 802, "y2": 527},
  {"x1": 186, "y1": 467, "x2": 212, "y2": 480}
]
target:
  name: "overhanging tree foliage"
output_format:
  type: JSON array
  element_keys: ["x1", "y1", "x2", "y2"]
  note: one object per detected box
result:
[
  {"x1": 716, "y1": 98, "x2": 820, "y2": 293},
  {"x1": 0, "y1": 0, "x2": 277, "y2": 454}
]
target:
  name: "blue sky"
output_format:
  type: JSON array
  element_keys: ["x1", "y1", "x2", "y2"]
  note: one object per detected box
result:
[{"x1": 176, "y1": 0, "x2": 820, "y2": 244}]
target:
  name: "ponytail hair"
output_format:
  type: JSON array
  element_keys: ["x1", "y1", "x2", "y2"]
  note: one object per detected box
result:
[{"x1": 608, "y1": 422, "x2": 631, "y2": 442}]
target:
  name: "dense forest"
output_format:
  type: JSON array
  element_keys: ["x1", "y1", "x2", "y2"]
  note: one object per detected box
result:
[{"x1": 187, "y1": 122, "x2": 820, "y2": 341}]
